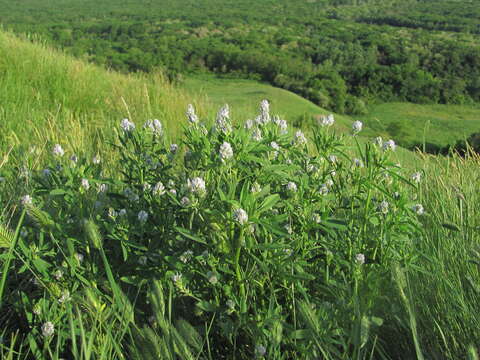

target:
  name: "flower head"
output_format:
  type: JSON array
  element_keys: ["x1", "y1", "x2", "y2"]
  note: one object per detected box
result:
[
  {"x1": 137, "y1": 210, "x2": 149, "y2": 223},
  {"x1": 21, "y1": 195, "x2": 32, "y2": 206},
  {"x1": 294, "y1": 130, "x2": 307, "y2": 145},
  {"x1": 233, "y1": 208, "x2": 248, "y2": 225},
  {"x1": 411, "y1": 172, "x2": 422, "y2": 184},
  {"x1": 92, "y1": 155, "x2": 101, "y2": 164},
  {"x1": 412, "y1": 204, "x2": 424, "y2": 215},
  {"x1": 171, "y1": 273, "x2": 182, "y2": 283},
  {"x1": 143, "y1": 119, "x2": 163, "y2": 136},
  {"x1": 373, "y1": 136, "x2": 383, "y2": 147},
  {"x1": 378, "y1": 200, "x2": 389, "y2": 214},
  {"x1": 286, "y1": 181, "x2": 297, "y2": 193},
  {"x1": 52, "y1": 144, "x2": 65, "y2": 157},
  {"x1": 352, "y1": 120, "x2": 363, "y2": 134},
  {"x1": 215, "y1": 104, "x2": 232, "y2": 134},
  {"x1": 352, "y1": 158, "x2": 364, "y2": 168},
  {"x1": 382, "y1": 139, "x2": 396, "y2": 152},
  {"x1": 255, "y1": 344, "x2": 267, "y2": 358},
  {"x1": 319, "y1": 184, "x2": 329, "y2": 196},
  {"x1": 170, "y1": 143, "x2": 178, "y2": 153},
  {"x1": 219, "y1": 142, "x2": 234, "y2": 161},
  {"x1": 153, "y1": 181, "x2": 166, "y2": 196},
  {"x1": 355, "y1": 253, "x2": 365, "y2": 265},
  {"x1": 81, "y1": 178, "x2": 90, "y2": 190},
  {"x1": 252, "y1": 128, "x2": 263, "y2": 141},
  {"x1": 41, "y1": 322, "x2": 55, "y2": 337},
  {"x1": 120, "y1": 118, "x2": 135, "y2": 132},
  {"x1": 187, "y1": 177, "x2": 206, "y2": 195},
  {"x1": 319, "y1": 114, "x2": 335, "y2": 127},
  {"x1": 186, "y1": 104, "x2": 198, "y2": 124}
]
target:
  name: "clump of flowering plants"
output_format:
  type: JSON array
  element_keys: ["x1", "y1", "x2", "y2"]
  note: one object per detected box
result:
[{"x1": 1, "y1": 102, "x2": 426, "y2": 359}]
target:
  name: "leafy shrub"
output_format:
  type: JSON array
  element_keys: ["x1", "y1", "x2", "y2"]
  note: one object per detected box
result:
[{"x1": 1, "y1": 102, "x2": 426, "y2": 359}]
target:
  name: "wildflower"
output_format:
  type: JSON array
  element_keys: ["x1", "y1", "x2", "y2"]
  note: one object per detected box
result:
[
  {"x1": 252, "y1": 128, "x2": 263, "y2": 141},
  {"x1": 138, "y1": 210, "x2": 149, "y2": 223},
  {"x1": 373, "y1": 136, "x2": 383, "y2": 147},
  {"x1": 226, "y1": 299, "x2": 235, "y2": 310},
  {"x1": 245, "y1": 119, "x2": 254, "y2": 129},
  {"x1": 352, "y1": 120, "x2": 363, "y2": 134},
  {"x1": 171, "y1": 273, "x2": 182, "y2": 283},
  {"x1": 169, "y1": 189, "x2": 177, "y2": 196},
  {"x1": 215, "y1": 104, "x2": 232, "y2": 134},
  {"x1": 284, "y1": 224, "x2": 293, "y2": 235},
  {"x1": 382, "y1": 139, "x2": 396, "y2": 152},
  {"x1": 180, "y1": 250, "x2": 194, "y2": 263},
  {"x1": 21, "y1": 195, "x2": 32, "y2": 206},
  {"x1": 206, "y1": 271, "x2": 218, "y2": 285},
  {"x1": 352, "y1": 158, "x2": 364, "y2": 168},
  {"x1": 120, "y1": 118, "x2": 135, "y2": 132},
  {"x1": 286, "y1": 181, "x2": 297, "y2": 193},
  {"x1": 325, "y1": 179, "x2": 334, "y2": 188},
  {"x1": 219, "y1": 142, "x2": 234, "y2": 161},
  {"x1": 233, "y1": 208, "x2": 249, "y2": 225},
  {"x1": 378, "y1": 200, "x2": 389, "y2": 214},
  {"x1": 81, "y1": 178, "x2": 90, "y2": 190},
  {"x1": 143, "y1": 183, "x2": 152, "y2": 193},
  {"x1": 187, "y1": 177, "x2": 206, "y2": 195},
  {"x1": 319, "y1": 114, "x2": 335, "y2": 127},
  {"x1": 294, "y1": 130, "x2": 307, "y2": 145},
  {"x1": 144, "y1": 119, "x2": 163, "y2": 136},
  {"x1": 255, "y1": 344, "x2": 267, "y2": 358},
  {"x1": 275, "y1": 117, "x2": 288, "y2": 134},
  {"x1": 41, "y1": 322, "x2": 55, "y2": 337},
  {"x1": 251, "y1": 182, "x2": 262, "y2": 194},
  {"x1": 319, "y1": 184, "x2": 329, "y2": 196},
  {"x1": 52, "y1": 144, "x2": 65, "y2": 157},
  {"x1": 255, "y1": 99, "x2": 271, "y2": 125},
  {"x1": 186, "y1": 104, "x2": 198, "y2": 124},
  {"x1": 179, "y1": 197, "x2": 191, "y2": 208},
  {"x1": 54, "y1": 269, "x2": 64, "y2": 280},
  {"x1": 92, "y1": 155, "x2": 101, "y2": 164},
  {"x1": 58, "y1": 290, "x2": 71, "y2": 304},
  {"x1": 70, "y1": 154, "x2": 78, "y2": 164},
  {"x1": 411, "y1": 172, "x2": 422, "y2": 184},
  {"x1": 328, "y1": 155, "x2": 337, "y2": 163},
  {"x1": 284, "y1": 248, "x2": 293, "y2": 256},
  {"x1": 170, "y1": 143, "x2": 178, "y2": 153},
  {"x1": 412, "y1": 204, "x2": 424, "y2": 215},
  {"x1": 75, "y1": 253, "x2": 84, "y2": 263},
  {"x1": 153, "y1": 181, "x2": 166, "y2": 196},
  {"x1": 355, "y1": 253, "x2": 365, "y2": 265},
  {"x1": 312, "y1": 213, "x2": 322, "y2": 224},
  {"x1": 33, "y1": 304, "x2": 41, "y2": 315},
  {"x1": 270, "y1": 141, "x2": 280, "y2": 151}
]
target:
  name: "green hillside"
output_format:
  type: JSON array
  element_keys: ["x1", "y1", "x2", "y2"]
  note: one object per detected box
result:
[{"x1": 0, "y1": 31, "x2": 199, "y2": 160}]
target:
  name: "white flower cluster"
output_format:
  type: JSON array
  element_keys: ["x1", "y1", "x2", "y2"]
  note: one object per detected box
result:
[
  {"x1": 219, "y1": 142, "x2": 234, "y2": 161},
  {"x1": 294, "y1": 130, "x2": 307, "y2": 145},
  {"x1": 143, "y1": 119, "x2": 163, "y2": 136},
  {"x1": 186, "y1": 104, "x2": 198, "y2": 124},
  {"x1": 153, "y1": 181, "x2": 166, "y2": 196},
  {"x1": 319, "y1": 114, "x2": 335, "y2": 127},
  {"x1": 412, "y1": 204, "x2": 424, "y2": 215},
  {"x1": 187, "y1": 177, "x2": 206, "y2": 195},
  {"x1": 120, "y1": 118, "x2": 135, "y2": 132},
  {"x1": 411, "y1": 172, "x2": 422, "y2": 183},
  {"x1": 52, "y1": 144, "x2": 65, "y2": 157},
  {"x1": 215, "y1": 104, "x2": 232, "y2": 134},
  {"x1": 378, "y1": 200, "x2": 389, "y2": 214},
  {"x1": 352, "y1": 120, "x2": 363, "y2": 134},
  {"x1": 21, "y1": 195, "x2": 32, "y2": 206},
  {"x1": 233, "y1": 208, "x2": 249, "y2": 225},
  {"x1": 355, "y1": 253, "x2": 365, "y2": 265},
  {"x1": 252, "y1": 128, "x2": 263, "y2": 141},
  {"x1": 42, "y1": 321, "x2": 55, "y2": 337},
  {"x1": 274, "y1": 116, "x2": 288, "y2": 134},
  {"x1": 382, "y1": 139, "x2": 396, "y2": 152},
  {"x1": 286, "y1": 181, "x2": 297, "y2": 193},
  {"x1": 138, "y1": 210, "x2": 149, "y2": 223},
  {"x1": 255, "y1": 99, "x2": 271, "y2": 125}
]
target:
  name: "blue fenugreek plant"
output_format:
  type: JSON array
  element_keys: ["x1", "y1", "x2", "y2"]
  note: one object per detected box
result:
[{"x1": 1, "y1": 100, "x2": 427, "y2": 359}]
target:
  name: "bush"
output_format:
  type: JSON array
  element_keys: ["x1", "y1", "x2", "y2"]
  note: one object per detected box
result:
[{"x1": 1, "y1": 102, "x2": 426, "y2": 359}]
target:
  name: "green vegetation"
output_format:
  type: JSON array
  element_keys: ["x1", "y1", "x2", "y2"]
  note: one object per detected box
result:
[
  {"x1": 1, "y1": 0, "x2": 479, "y2": 115},
  {"x1": 1, "y1": 94, "x2": 479, "y2": 359}
]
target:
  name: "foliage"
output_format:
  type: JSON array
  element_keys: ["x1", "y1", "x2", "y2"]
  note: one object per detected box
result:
[{"x1": 0, "y1": 101, "x2": 443, "y2": 358}]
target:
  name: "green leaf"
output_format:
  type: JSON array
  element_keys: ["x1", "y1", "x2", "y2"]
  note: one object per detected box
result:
[
  {"x1": 442, "y1": 223, "x2": 461, "y2": 232},
  {"x1": 196, "y1": 301, "x2": 217, "y2": 312},
  {"x1": 49, "y1": 188, "x2": 67, "y2": 196}
]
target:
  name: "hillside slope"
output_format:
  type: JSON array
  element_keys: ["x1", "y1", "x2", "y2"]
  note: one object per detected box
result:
[{"x1": 0, "y1": 31, "x2": 199, "y2": 159}]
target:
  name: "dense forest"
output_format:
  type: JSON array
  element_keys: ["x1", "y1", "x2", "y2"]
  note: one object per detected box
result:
[{"x1": 1, "y1": 0, "x2": 479, "y2": 114}]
